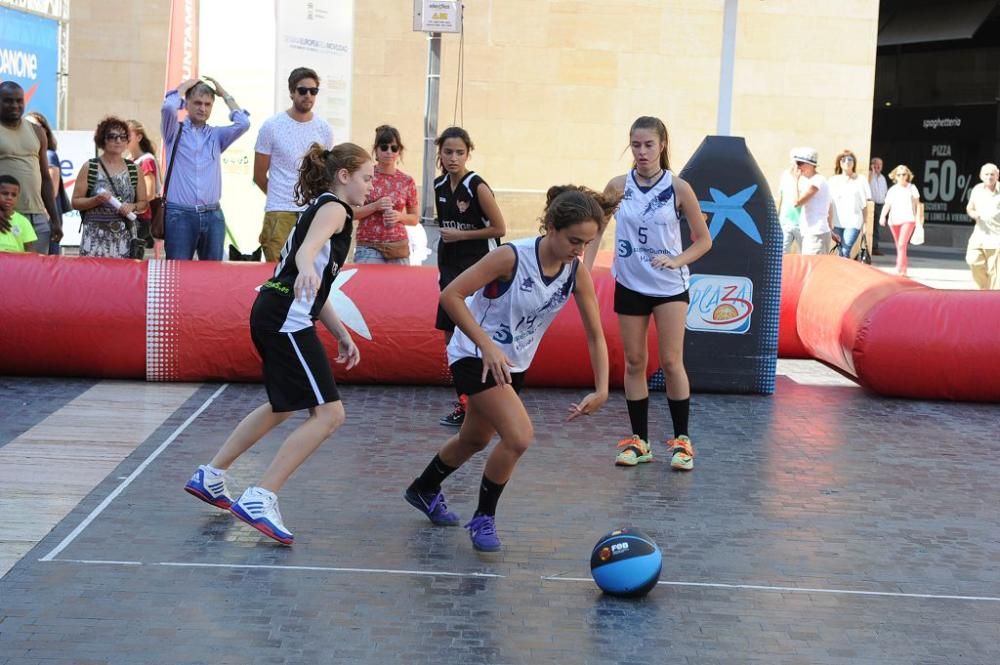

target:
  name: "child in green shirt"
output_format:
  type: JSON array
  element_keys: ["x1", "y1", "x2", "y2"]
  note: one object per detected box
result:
[{"x1": 0, "y1": 175, "x2": 37, "y2": 253}]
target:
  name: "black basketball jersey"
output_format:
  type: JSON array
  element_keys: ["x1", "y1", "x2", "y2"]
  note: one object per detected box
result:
[
  {"x1": 251, "y1": 192, "x2": 354, "y2": 333},
  {"x1": 434, "y1": 171, "x2": 499, "y2": 269}
]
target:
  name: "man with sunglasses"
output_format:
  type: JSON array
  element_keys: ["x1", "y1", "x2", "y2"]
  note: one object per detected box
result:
[
  {"x1": 253, "y1": 67, "x2": 334, "y2": 262},
  {"x1": 161, "y1": 76, "x2": 250, "y2": 260}
]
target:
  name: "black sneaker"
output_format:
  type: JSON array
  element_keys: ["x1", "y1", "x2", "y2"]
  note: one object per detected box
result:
[{"x1": 439, "y1": 396, "x2": 467, "y2": 426}]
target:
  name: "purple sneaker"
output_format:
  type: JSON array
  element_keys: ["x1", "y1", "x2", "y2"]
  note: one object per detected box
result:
[
  {"x1": 464, "y1": 514, "x2": 502, "y2": 552},
  {"x1": 404, "y1": 486, "x2": 460, "y2": 526}
]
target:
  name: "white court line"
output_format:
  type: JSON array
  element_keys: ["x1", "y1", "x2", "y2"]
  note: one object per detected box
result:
[
  {"x1": 54, "y1": 559, "x2": 143, "y2": 566},
  {"x1": 158, "y1": 561, "x2": 504, "y2": 579},
  {"x1": 39, "y1": 384, "x2": 230, "y2": 562},
  {"x1": 540, "y1": 575, "x2": 1000, "y2": 603}
]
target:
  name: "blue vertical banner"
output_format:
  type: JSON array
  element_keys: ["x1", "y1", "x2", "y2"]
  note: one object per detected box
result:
[{"x1": 0, "y1": 6, "x2": 59, "y2": 121}]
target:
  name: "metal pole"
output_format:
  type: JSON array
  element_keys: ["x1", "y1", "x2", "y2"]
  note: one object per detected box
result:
[
  {"x1": 420, "y1": 31, "x2": 442, "y2": 264},
  {"x1": 716, "y1": 0, "x2": 738, "y2": 136}
]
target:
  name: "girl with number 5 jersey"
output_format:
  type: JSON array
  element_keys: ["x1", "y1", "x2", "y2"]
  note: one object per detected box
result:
[{"x1": 585, "y1": 116, "x2": 712, "y2": 472}]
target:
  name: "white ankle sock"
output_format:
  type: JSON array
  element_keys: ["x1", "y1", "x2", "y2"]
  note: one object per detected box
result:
[{"x1": 205, "y1": 464, "x2": 225, "y2": 476}]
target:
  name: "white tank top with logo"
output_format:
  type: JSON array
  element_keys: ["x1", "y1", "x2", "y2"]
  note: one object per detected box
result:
[
  {"x1": 447, "y1": 237, "x2": 579, "y2": 373},
  {"x1": 612, "y1": 169, "x2": 689, "y2": 297}
]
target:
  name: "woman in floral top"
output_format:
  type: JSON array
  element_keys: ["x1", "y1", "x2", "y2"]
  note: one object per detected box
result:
[{"x1": 353, "y1": 125, "x2": 420, "y2": 264}]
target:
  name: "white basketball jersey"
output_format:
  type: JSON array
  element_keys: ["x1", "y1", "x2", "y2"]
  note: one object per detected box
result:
[
  {"x1": 447, "y1": 237, "x2": 579, "y2": 372},
  {"x1": 612, "y1": 169, "x2": 689, "y2": 297}
]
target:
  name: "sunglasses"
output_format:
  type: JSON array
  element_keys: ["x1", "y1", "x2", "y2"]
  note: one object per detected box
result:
[
  {"x1": 840, "y1": 156, "x2": 855, "y2": 162},
  {"x1": 105, "y1": 133, "x2": 128, "y2": 141},
  {"x1": 378, "y1": 144, "x2": 400, "y2": 153},
  {"x1": 296, "y1": 86, "x2": 320, "y2": 96}
]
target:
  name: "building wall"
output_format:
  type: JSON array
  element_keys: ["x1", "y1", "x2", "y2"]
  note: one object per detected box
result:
[
  {"x1": 66, "y1": 0, "x2": 170, "y2": 136},
  {"x1": 65, "y1": 0, "x2": 879, "y2": 241}
]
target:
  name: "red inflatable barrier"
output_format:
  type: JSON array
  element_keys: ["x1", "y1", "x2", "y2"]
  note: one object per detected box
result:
[
  {"x1": 777, "y1": 254, "x2": 812, "y2": 360},
  {"x1": 1, "y1": 254, "x2": 146, "y2": 378},
  {"x1": 4, "y1": 254, "x2": 1000, "y2": 401},
  {"x1": 1, "y1": 254, "x2": 655, "y2": 388},
  {"x1": 787, "y1": 255, "x2": 1000, "y2": 401}
]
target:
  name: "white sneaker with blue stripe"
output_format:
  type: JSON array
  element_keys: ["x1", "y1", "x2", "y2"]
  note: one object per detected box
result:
[
  {"x1": 184, "y1": 465, "x2": 234, "y2": 510},
  {"x1": 230, "y1": 486, "x2": 294, "y2": 545}
]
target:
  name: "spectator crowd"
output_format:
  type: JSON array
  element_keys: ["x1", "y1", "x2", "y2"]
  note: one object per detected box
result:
[{"x1": 3, "y1": 71, "x2": 1000, "y2": 289}]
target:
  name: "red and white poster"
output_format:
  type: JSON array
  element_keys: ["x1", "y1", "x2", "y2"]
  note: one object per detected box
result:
[{"x1": 165, "y1": 0, "x2": 199, "y2": 91}]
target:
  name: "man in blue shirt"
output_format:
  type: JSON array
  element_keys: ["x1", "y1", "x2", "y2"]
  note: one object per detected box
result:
[{"x1": 161, "y1": 77, "x2": 250, "y2": 260}]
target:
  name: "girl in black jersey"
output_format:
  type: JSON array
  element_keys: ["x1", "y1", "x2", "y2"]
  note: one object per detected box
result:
[
  {"x1": 184, "y1": 143, "x2": 373, "y2": 545},
  {"x1": 434, "y1": 127, "x2": 507, "y2": 427}
]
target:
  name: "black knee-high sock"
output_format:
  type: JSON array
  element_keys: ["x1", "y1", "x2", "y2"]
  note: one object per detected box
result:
[
  {"x1": 475, "y1": 475, "x2": 507, "y2": 517},
  {"x1": 626, "y1": 398, "x2": 649, "y2": 442},
  {"x1": 667, "y1": 397, "x2": 690, "y2": 438},
  {"x1": 411, "y1": 454, "x2": 457, "y2": 495}
]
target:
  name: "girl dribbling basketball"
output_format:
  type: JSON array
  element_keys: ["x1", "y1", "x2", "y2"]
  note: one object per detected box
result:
[{"x1": 406, "y1": 185, "x2": 617, "y2": 552}]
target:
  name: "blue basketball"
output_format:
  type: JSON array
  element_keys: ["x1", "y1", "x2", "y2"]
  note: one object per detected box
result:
[{"x1": 590, "y1": 527, "x2": 662, "y2": 597}]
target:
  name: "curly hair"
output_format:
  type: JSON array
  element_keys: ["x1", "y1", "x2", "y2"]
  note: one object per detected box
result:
[
  {"x1": 294, "y1": 142, "x2": 371, "y2": 205},
  {"x1": 539, "y1": 185, "x2": 621, "y2": 234},
  {"x1": 93, "y1": 116, "x2": 130, "y2": 150}
]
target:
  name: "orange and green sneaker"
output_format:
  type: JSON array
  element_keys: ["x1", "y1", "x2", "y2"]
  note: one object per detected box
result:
[
  {"x1": 615, "y1": 435, "x2": 652, "y2": 466},
  {"x1": 668, "y1": 435, "x2": 695, "y2": 471}
]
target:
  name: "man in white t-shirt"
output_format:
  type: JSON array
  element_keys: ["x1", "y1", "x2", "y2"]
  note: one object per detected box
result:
[
  {"x1": 253, "y1": 67, "x2": 335, "y2": 262},
  {"x1": 791, "y1": 147, "x2": 833, "y2": 255},
  {"x1": 966, "y1": 162, "x2": 1000, "y2": 290}
]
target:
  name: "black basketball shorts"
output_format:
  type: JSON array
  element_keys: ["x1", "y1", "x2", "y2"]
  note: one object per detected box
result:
[{"x1": 251, "y1": 326, "x2": 341, "y2": 412}]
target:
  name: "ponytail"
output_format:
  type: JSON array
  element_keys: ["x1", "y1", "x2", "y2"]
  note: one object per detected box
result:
[
  {"x1": 540, "y1": 185, "x2": 622, "y2": 233},
  {"x1": 294, "y1": 142, "x2": 371, "y2": 205}
]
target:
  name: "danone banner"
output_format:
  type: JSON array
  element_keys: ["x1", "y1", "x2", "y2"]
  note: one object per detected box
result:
[
  {"x1": 0, "y1": 6, "x2": 59, "y2": 121},
  {"x1": 275, "y1": 0, "x2": 354, "y2": 140}
]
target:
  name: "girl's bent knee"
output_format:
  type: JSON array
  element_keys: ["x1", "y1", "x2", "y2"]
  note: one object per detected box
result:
[{"x1": 503, "y1": 427, "x2": 534, "y2": 457}]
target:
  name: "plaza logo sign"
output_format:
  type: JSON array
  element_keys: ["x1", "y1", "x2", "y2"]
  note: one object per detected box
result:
[{"x1": 686, "y1": 274, "x2": 754, "y2": 334}]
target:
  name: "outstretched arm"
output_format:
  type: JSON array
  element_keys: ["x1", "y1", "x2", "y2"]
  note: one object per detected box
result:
[{"x1": 568, "y1": 264, "x2": 609, "y2": 420}]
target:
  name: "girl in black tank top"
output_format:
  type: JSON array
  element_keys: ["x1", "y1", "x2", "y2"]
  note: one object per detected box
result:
[
  {"x1": 433, "y1": 127, "x2": 508, "y2": 426},
  {"x1": 182, "y1": 143, "x2": 374, "y2": 546}
]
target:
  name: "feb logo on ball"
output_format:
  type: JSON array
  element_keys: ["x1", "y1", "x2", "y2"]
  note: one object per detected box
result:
[{"x1": 590, "y1": 527, "x2": 662, "y2": 598}]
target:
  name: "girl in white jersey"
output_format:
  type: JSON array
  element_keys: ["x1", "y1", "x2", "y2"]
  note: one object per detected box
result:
[
  {"x1": 183, "y1": 143, "x2": 372, "y2": 545},
  {"x1": 405, "y1": 185, "x2": 616, "y2": 552},
  {"x1": 585, "y1": 116, "x2": 712, "y2": 471}
]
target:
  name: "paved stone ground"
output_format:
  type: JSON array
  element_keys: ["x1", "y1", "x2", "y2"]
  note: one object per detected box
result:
[{"x1": 2, "y1": 361, "x2": 999, "y2": 664}]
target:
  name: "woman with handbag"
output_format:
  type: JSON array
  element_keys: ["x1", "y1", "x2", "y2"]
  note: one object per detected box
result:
[
  {"x1": 829, "y1": 149, "x2": 871, "y2": 258},
  {"x1": 878, "y1": 164, "x2": 920, "y2": 276},
  {"x1": 127, "y1": 119, "x2": 163, "y2": 258},
  {"x1": 352, "y1": 125, "x2": 420, "y2": 265},
  {"x1": 71, "y1": 116, "x2": 148, "y2": 259}
]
